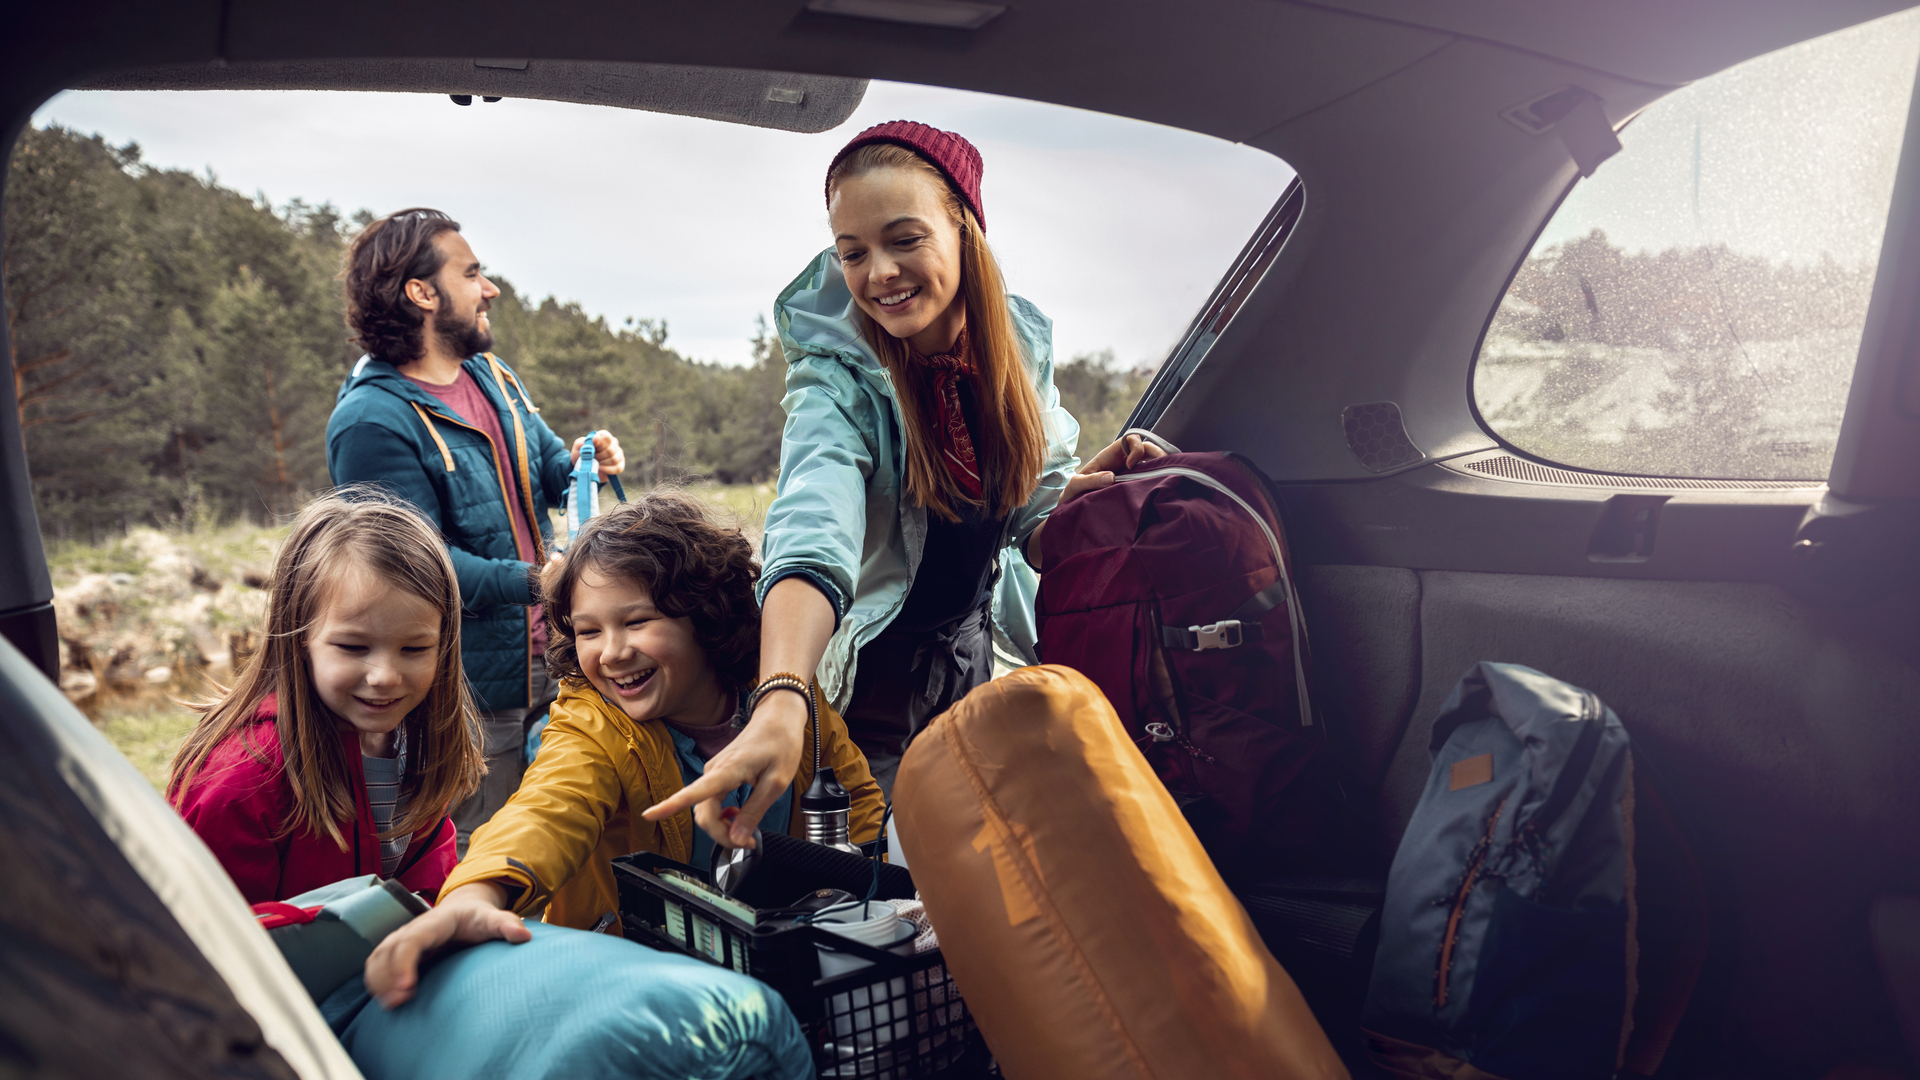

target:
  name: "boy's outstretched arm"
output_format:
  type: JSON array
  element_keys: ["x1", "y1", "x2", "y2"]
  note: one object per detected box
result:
[{"x1": 363, "y1": 881, "x2": 530, "y2": 1008}]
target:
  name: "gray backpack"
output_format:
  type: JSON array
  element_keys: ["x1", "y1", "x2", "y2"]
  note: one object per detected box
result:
[{"x1": 1361, "y1": 662, "x2": 1697, "y2": 1080}]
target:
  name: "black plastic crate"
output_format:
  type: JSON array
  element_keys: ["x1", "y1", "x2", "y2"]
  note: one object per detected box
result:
[{"x1": 612, "y1": 851, "x2": 992, "y2": 1079}]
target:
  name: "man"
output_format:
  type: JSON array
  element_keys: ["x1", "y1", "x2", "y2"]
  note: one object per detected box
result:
[{"x1": 327, "y1": 207, "x2": 624, "y2": 852}]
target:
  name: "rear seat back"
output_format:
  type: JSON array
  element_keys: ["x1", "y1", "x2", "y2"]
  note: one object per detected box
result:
[{"x1": 1293, "y1": 564, "x2": 1920, "y2": 1073}]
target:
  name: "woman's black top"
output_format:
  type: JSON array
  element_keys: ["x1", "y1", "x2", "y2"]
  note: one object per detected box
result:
[
  {"x1": 843, "y1": 379, "x2": 1008, "y2": 788},
  {"x1": 890, "y1": 380, "x2": 1006, "y2": 633}
]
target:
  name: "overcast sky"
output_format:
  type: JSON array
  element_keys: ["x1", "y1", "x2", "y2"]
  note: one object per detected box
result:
[
  {"x1": 33, "y1": 81, "x2": 1292, "y2": 368},
  {"x1": 1539, "y1": 6, "x2": 1919, "y2": 268}
]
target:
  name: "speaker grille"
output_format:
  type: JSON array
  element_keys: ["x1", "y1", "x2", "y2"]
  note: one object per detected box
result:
[
  {"x1": 1460, "y1": 453, "x2": 1820, "y2": 491},
  {"x1": 1342, "y1": 402, "x2": 1423, "y2": 473}
]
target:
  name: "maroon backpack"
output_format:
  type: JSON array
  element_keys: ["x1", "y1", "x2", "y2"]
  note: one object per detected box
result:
[{"x1": 1035, "y1": 452, "x2": 1362, "y2": 881}]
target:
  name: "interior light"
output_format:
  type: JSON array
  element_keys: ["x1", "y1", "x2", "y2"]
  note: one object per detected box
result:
[{"x1": 804, "y1": 0, "x2": 1007, "y2": 30}]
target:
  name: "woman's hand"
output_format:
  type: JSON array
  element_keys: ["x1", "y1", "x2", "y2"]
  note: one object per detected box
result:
[
  {"x1": 642, "y1": 689, "x2": 808, "y2": 849},
  {"x1": 1028, "y1": 434, "x2": 1168, "y2": 569},
  {"x1": 363, "y1": 882, "x2": 529, "y2": 1008},
  {"x1": 1063, "y1": 433, "x2": 1167, "y2": 503},
  {"x1": 570, "y1": 432, "x2": 627, "y2": 480},
  {"x1": 647, "y1": 577, "x2": 833, "y2": 849}
]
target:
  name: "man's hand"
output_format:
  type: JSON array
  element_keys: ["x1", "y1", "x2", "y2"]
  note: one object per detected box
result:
[
  {"x1": 363, "y1": 882, "x2": 529, "y2": 1008},
  {"x1": 570, "y1": 432, "x2": 627, "y2": 480},
  {"x1": 643, "y1": 688, "x2": 808, "y2": 849}
]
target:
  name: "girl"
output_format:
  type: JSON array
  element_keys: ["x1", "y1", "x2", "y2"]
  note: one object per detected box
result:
[
  {"x1": 649, "y1": 121, "x2": 1161, "y2": 847},
  {"x1": 366, "y1": 492, "x2": 881, "y2": 1006},
  {"x1": 170, "y1": 491, "x2": 485, "y2": 904}
]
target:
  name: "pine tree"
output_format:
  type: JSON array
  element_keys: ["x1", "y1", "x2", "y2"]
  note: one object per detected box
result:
[
  {"x1": 183, "y1": 269, "x2": 335, "y2": 520},
  {"x1": 700, "y1": 315, "x2": 787, "y2": 484},
  {"x1": 4, "y1": 127, "x2": 172, "y2": 540}
]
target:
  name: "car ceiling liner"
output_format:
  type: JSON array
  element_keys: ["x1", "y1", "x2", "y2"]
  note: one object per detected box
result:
[{"x1": 82, "y1": 58, "x2": 868, "y2": 134}]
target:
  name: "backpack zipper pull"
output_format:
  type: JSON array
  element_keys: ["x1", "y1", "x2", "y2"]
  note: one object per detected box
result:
[{"x1": 1140, "y1": 721, "x2": 1216, "y2": 763}]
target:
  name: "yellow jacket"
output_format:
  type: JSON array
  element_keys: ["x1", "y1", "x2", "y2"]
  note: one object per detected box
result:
[{"x1": 442, "y1": 679, "x2": 885, "y2": 931}]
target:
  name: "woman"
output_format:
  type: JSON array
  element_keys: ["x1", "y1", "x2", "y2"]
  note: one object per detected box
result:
[{"x1": 648, "y1": 121, "x2": 1161, "y2": 848}]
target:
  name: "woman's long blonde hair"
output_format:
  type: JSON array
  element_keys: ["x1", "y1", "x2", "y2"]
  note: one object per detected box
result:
[
  {"x1": 829, "y1": 142, "x2": 1048, "y2": 522},
  {"x1": 167, "y1": 489, "x2": 484, "y2": 849}
]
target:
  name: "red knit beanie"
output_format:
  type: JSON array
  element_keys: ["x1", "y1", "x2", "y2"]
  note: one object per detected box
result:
[{"x1": 826, "y1": 120, "x2": 987, "y2": 232}]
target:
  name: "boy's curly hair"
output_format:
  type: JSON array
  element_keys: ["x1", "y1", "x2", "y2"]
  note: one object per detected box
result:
[{"x1": 541, "y1": 491, "x2": 762, "y2": 694}]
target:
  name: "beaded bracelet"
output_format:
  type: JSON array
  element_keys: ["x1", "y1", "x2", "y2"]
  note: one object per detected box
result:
[
  {"x1": 758, "y1": 671, "x2": 811, "y2": 691},
  {"x1": 750, "y1": 672, "x2": 822, "y2": 771},
  {"x1": 748, "y1": 672, "x2": 811, "y2": 715}
]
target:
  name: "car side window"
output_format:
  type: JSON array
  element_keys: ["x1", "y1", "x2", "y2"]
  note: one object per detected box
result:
[{"x1": 1473, "y1": 9, "x2": 1920, "y2": 480}]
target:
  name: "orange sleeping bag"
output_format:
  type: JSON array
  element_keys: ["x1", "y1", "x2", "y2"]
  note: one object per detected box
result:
[{"x1": 894, "y1": 665, "x2": 1347, "y2": 1080}]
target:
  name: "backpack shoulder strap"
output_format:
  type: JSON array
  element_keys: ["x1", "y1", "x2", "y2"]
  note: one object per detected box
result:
[
  {"x1": 495, "y1": 361, "x2": 540, "y2": 413},
  {"x1": 1621, "y1": 752, "x2": 1710, "y2": 1076},
  {"x1": 483, "y1": 353, "x2": 546, "y2": 561},
  {"x1": 410, "y1": 403, "x2": 456, "y2": 473},
  {"x1": 1159, "y1": 580, "x2": 1291, "y2": 651}
]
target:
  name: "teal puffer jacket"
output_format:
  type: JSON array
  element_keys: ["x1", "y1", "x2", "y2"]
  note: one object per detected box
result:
[
  {"x1": 326, "y1": 354, "x2": 573, "y2": 713},
  {"x1": 759, "y1": 249, "x2": 1082, "y2": 712}
]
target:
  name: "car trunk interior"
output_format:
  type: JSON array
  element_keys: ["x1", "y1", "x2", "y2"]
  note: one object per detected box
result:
[
  {"x1": 1289, "y1": 563, "x2": 1920, "y2": 1073},
  {"x1": 5, "y1": 1, "x2": 1920, "y2": 1077}
]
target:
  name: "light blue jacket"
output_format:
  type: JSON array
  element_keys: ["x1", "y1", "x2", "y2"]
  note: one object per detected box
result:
[{"x1": 758, "y1": 249, "x2": 1082, "y2": 711}]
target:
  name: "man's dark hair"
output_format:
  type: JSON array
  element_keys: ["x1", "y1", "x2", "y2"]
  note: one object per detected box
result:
[
  {"x1": 343, "y1": 208, "x2": 461, "y2": 363},
  {"x1": 541, "y1": 491, "x2": 762, "y2": 695}
]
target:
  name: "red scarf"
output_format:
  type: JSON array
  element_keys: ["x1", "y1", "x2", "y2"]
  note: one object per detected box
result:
[{"x1": 914, "y1": 327, "x2": 984, "y2": 503}]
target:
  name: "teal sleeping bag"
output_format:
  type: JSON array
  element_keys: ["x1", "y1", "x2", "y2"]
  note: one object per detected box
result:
[{"x1": 332, "y1": 922, "x2": 811, "y2": 1080}]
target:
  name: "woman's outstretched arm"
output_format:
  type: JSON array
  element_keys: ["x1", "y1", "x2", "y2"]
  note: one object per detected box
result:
[{"x1": 641, "y1": 576, "x2": 836, "y2": 849}]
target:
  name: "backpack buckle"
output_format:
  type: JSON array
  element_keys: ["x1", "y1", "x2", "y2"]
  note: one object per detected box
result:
[{"x1": 1190, "y1": 620, "x2": 1243, "y2": 650}]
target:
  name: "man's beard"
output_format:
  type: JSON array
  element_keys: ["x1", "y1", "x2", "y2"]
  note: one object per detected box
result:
[{"x1": 433, "y1": 306, "x2": 494, "y2": 358}]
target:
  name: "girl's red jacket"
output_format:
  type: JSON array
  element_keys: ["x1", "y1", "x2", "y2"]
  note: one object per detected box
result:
[{"x1": 171, "y1": 696, "x2": 458, "y2": 903}]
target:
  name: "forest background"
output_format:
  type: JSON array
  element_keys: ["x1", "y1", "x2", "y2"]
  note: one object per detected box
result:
[
  {"x1": 9, "y1": 125, "x2": 1153, "y2": 540},
  {"x1": 6, "y1": 124, "x2": 1153, "y2": 782}
]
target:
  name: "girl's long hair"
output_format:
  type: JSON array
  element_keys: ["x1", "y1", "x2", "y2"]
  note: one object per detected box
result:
[
  {"x1": 167, "y1": 489, "x2": 485, "y2": 849},
  {"x1": 829, "y1": 142, "x2": 1048, "y2": 522}
]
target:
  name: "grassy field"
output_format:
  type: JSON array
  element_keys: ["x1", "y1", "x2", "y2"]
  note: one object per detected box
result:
[
  {"x1": 44, "y1": 515, "x2": 286, "y2": 590},
  {"x1": 57, "y1": 483, "x2": 772, "y2": 791},
  {"x1": 100, "y1": 705, "x2": 202, "y2": 790}
]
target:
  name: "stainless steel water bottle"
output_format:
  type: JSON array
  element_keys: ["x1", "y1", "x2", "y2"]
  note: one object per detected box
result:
[{"x1": 802, "y1": 766, "x2": 861, "y2": 855}]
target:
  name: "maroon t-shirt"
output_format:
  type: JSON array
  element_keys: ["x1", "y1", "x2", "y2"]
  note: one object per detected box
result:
[{"x1": 405, "y1": 370, "x2": 548, "y2": 655}]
